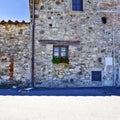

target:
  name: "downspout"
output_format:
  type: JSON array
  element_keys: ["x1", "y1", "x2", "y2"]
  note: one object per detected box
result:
[
  {"x1": 31, "y1": 0, "x2": 35, "y2": 88},
  {"x1": 112, "y1": 28, "x2": 116, "y2": 86}
]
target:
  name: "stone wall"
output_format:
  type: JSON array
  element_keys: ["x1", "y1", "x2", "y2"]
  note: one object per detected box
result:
[
  {"x1": 0, "y1": 21, "x2": 30, "y2": 85},
  {"x1": 0, "y1": 0, "x2": 120, "y2": 88},
  {"x1": 30, "y1": 0, "x2": 120, "y2": 87}
]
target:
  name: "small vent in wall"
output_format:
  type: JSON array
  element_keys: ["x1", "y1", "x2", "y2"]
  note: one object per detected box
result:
[{"x1": 101, "y1": 16, "x2": 107, "y2": 24}]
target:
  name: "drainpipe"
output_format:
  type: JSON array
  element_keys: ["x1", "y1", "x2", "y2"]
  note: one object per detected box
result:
[
  {"x1": 31, "y1": 0, "x2": 35, "y2": 88},
  {"x1": 112, "y1": 28, "x2": 116, "y2": 87}
]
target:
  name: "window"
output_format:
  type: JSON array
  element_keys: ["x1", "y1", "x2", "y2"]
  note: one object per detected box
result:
[
  {"x1": 53, "y1": 46, "x2": 68, "y2": 58},
  {"x1": 92, "y1": 71, "x2": 102, "y2": 81},
  {"x1": 53, "y1": 46, "x2": 69, "y2": 64},
  {"x1": 72, "y1": 0, "x2": 83, "y2": 11}
]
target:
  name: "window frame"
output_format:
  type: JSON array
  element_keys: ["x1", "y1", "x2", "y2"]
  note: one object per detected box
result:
[
  {"x1": 72, "y1": 0, "x2": 83, "y2": 12},
  {"x1": 53, "y1": 45, "x2": 68, "y2": 59}
]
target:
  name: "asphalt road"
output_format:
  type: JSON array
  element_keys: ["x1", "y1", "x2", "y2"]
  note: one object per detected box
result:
[{"x1": 0, "y1": 87, "x2": 120, "y2": 96}]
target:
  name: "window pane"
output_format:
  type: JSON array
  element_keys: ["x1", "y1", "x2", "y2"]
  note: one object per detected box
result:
[
  {"x1": 54, "y1": 47, "x2": 59, "y2": 57},
  {"x1": 72, "y1": 5, "x2": 76, "y2": 10},
  {"x1": 61, "y1": 51, "x2": 66, "y2": 57},
  {"x1": 54, "y1": 47, "x2": 59, "y2": 52},
  {"x1": 72, "y1": 0, "x2": 83, "y2": 11},
  {"x1": 61, "y1": 47, "x2": 66, "y2": 52},
  {"x1": 54, "y1": 52, "x2": 59, "y2": 57}
]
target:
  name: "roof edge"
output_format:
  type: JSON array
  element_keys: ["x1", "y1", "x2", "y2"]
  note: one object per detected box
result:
[{"x1": 0, "y1": 20, "x2": 30, "y2": 24}]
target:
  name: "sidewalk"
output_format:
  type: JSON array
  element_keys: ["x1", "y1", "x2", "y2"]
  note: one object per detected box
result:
[{"x1": 0, "y1": 87, "x2": 120, "y2": 96}]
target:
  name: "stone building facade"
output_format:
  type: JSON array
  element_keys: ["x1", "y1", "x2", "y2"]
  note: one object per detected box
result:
[
  {"x1": 0, "y1": 0, "x2": 120, "y2": 88},
  {"x1": 29, "y1": 0, "x2": 120, "y2": 88},
  {"x1": 0, "y1": 21, "x2": 31, "y2": 86}
]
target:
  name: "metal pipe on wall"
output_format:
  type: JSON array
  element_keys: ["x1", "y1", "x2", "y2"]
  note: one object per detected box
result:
[
  {"x1": 31, "y1": 0, "x2": 35, "y2": 88},
  {"x1": 112, "y1": 28, "x2": 116, "y2": 86}
]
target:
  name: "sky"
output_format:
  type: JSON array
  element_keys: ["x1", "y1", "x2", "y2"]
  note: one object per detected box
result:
[{"x1": 0, "y1": 0, "x2": 30, "y2": 22}]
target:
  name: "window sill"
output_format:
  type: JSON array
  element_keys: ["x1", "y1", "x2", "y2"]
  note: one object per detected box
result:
[
  {"x1": 52, "y1": 62, "x2": 69, "y2": 64},
  {"x1": 70, "y1": 11, "x2": 84, "y2": 15}
]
